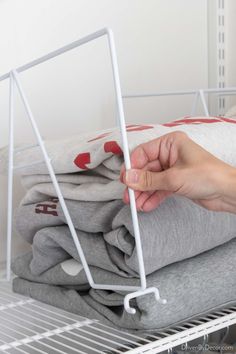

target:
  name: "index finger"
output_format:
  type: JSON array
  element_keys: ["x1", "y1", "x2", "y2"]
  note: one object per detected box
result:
[
  {"x1": 129, "y1": 138, "x2": 162, "y2": 169},
  {"x1": 120, "y1": 138, "x2": 162, "y2": 183}
]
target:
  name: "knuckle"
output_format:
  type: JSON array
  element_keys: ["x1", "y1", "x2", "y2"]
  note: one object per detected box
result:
[
  {"x1": 172, "y1": 131, "x2": 188, "y2": 140},
  {"x1": 142, "y1": 171, "x2": 153, "y2": 190}
]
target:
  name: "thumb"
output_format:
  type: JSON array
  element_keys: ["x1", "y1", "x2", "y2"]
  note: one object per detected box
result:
[{"x1": 124, "y1": 168, "x2": 171, "y2": 192}]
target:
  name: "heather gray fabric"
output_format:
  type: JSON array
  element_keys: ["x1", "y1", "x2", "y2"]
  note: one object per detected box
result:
[
  {"x1": 14, "y1": 196, "x2": 236, "y2": 276},
  {"x1": 12, "y1": 238, "x2": 236, "y2": 331},
  {"x1": 20, "y1": 172, "x2": 124, "y2": 204}
]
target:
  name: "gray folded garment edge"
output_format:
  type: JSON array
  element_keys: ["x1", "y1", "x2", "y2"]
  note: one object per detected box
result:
[{"x1": 12, "y1": 237, "x2": 236, "y2": 331}]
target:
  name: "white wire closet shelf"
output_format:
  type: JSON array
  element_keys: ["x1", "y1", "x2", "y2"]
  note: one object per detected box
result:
[
  {"x1": 0, "y1": 282, "x2": 236, "y2": 354},
  {"x1": 1, "y1": 27, "x2": 236, "y2": 353}
]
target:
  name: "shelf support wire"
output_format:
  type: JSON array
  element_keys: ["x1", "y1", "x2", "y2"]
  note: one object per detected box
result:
[{"x1": 122, "y1": 87, "x2": 236, "y2": 117}]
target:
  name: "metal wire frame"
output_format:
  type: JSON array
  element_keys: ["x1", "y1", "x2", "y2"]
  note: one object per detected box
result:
[
  {"x1": 122, "y1": 86, "x2": 236, "y2": 117},
  {"x1": 0, "y1": 28, "x2": 167, "y2": 314}
]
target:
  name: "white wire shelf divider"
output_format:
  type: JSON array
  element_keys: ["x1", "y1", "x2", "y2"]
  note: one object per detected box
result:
[{"x1": 0, "y1": 27, "x2": 167, "y2": 314}]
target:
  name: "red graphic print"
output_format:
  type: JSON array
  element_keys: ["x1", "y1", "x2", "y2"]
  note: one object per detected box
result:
[
  {"x1": 218, "y1": 117, "x2": 236, "y2": 124},
  {"x1": 88, "y1": 132, "x2": 110, "y2": 142},
  {"x1": 126, "y1": 124, "x2": 154, "y2": 132},
  {"x1": 74, "y1": 152, "x2": 91, "y2": 170},
  {"x1": 35, "y1": 202, "x2": 58, "y2": 216},
  {"x1": 104, "y1": 141, "x2": 123, "y2": 155},
  {"x1": 87, "y1": 125, "x2": 154, "y2": 143},
  {"x1": 163, "y1": 116, "x2": 236, "y2": 127}
]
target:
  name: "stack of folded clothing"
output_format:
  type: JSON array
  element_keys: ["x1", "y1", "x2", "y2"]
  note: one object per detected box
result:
[{"x1": 2, "y1": 116, "x2": 236, "y2": 331}]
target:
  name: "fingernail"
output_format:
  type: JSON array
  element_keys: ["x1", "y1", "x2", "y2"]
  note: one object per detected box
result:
[{"x1": 125, "y1": 169, "x2": 139, "y2": 184}]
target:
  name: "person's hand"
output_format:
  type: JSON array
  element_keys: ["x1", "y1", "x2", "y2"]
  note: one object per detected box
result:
[{"x1": 120, "y1": 131, "x2": 236, "y2": 213}]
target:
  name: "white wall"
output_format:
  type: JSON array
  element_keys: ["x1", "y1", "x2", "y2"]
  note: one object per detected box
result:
[{"x1": 0, "y1": 0, "x2": 209, "y2": 265}]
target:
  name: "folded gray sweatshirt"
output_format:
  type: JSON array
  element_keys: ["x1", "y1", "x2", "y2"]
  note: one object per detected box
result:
[{"x1": 14, "y1": 196, "x2": 236, "y2": 277}]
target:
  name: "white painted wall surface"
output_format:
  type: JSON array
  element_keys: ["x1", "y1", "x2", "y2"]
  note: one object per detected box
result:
[
  {"x1": 225, "y1": 0, "x2": 236, "y2": 109},
  {"x1": 0, "y1": 0, "x2": 209, "y2": 265}
]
